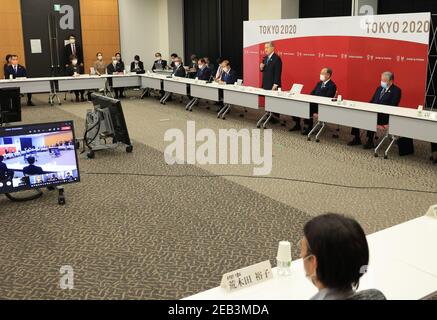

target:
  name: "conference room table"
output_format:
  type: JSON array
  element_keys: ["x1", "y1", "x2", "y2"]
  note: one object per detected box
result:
[
  {"x1": 2, "y1": 73, "x2": 437, "y2": 151},
  {"x1": 184, "y1": 215, "x2": 437, "y2": 300}
]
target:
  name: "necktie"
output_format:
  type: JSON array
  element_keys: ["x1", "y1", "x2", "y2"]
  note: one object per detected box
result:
[
  {"x1": 379, "y1": 89, "x2": 386, "y2": 100},
  {"x1": 14, "y1": 66, "x2": 17, "y2": 73},
  {"x1": 72, "y1": 44, "x2": 76, "y2": 55}
]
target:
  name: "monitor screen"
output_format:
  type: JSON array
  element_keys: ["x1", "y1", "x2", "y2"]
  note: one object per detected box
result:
[
  {"x1": 0, "y1": 121, "x2": 80, "y2": 194},
  {"x1": 91, "y1": 94, "x2": 131, "y2": 147},
  {"x1": 0, "y1": 87, "x2": 21, "y2": 124}
]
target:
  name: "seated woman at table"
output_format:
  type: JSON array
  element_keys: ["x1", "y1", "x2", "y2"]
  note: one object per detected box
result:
[
  {"x1": 65, "y1": 55, "x2": 85, "y2": 102},
  {"x1": 299, "y1": 213, "x2": 386, "y2": 300},
  {"x1": 93, "y1": 52, "x2": 106, "y2": 76}
]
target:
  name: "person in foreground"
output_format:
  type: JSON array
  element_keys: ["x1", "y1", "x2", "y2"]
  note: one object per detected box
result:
[{"x1": 300, "y1": 213, "x2": 386, "y2": 300}]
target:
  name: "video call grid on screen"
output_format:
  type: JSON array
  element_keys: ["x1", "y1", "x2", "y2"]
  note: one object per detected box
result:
[{"x1": 0, "y1": 121, "x2": 80, "y2": 194}]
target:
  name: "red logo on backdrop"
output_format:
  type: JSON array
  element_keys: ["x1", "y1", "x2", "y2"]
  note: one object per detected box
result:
[{"x1": 245, "y1": 36, "x2": 428, "y2": 108}]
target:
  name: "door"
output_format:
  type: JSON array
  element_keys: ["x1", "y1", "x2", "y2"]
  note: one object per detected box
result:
[{"x1": 20, "y1": 0, "x2": 83, "y2": 77}]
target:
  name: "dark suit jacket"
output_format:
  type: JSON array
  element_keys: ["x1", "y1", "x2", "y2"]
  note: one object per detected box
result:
[
  {"x1": 221, "y1": 69, "x2": 238, "y2": 85},
  {"x1": 370, "y1": 84, "x2": 402, "y2": 125},
  {"x1": 64, "y1": 43, "x2": 83, "y2": 65},
  {"x1": 311, "y1": 80, "x2": 337, "y2": 98},
  {"x1": 196, "y1": 67, "x2": 212, "y2": 81},
  {"x1": 152, "y1": 59, "x2": 167, "y2": 71},
  {"x1": 370, "y1": 84, "x2": 402, "y2": 106},
  {"x1": 173, "y1": 65, "x2": 186, "y2": 77},
  {"x1": 23, "y1": 164, "x2": 44, "y2": 176},
  {"x1": 131, "y1": 61, "x2": 145, "y2": 72},
  {"x1": 65, "y1": 64, "x2": 84, "y2": 76},
  {"x1": 0, "y1": 162, "x2": 8, "y2": 178},
  {"x1": 107, "y1": 62, "x2": 124, "y2": 75},
  {"x1": 4, "y1": 64, "x2": 27, "y2": 79},
  {"x1": 261, "y1": 53, "x2": 282, "y2": 90}
]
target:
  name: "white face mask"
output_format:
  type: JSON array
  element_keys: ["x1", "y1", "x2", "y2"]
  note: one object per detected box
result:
[
  {"x1": 303, "y1": 255, "x2": 316, "y2": 285},
  {"x1": 175, "y1": 62, "x2": 180, "y2": 67},
  {"x1": 320, "y1": 74, "x2": 326, "y2": 82},
  {"x1": 381, "y1": 81, "x2": 388, "y2": 89},
  {"x1": 156, "y1": 57, "x2": 161, "y2": 60},
  {"x1": 112, "y1": 60, "x2": 117, "y2": 65},
  {"x1": 72, "y1": 60, "x2": 78, "y2": 65},
  {"x1": 97, "y1": 55, "x2": 103, "y2": 60},
  {"x1": 70, "y1": 39, "x2": 76, "y2": 44}
]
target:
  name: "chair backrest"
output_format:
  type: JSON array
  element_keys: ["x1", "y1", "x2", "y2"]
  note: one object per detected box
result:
[{"x1": 347, "y1": 289, "x2": 386, "y2": 300}]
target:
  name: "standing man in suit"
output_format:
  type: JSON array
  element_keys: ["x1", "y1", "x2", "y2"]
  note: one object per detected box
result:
[
  {"x1": 349, "y1": 71, "x2": 401, "y2": 149},
  {"x1": 151, "y1": 53, "x2": 167, "y2": 71},
  {"x1": 291, "y1": 68, "x2": 337, "y2": 135},
  {"x1": 4, "y1": 55, "x2": 34, "y2": 106},
  {"x1": 130, "y1": 55, "x2": 145, "y2": 73},
  {"x1": 260, "y1": 41, "x2": 282, "y2": 123},
  {"x1": 172, "y1": 57, "x2": 186, "y2": 77},
  {"x1": 196, "y1": 58, "x2": 212, "y2": 81},
  {"x1": 218, "y1": 60, "x2": 237, "y2": 84},
  {"x1": 64, "y1": 35, "x2": 83, "y2": 68}
]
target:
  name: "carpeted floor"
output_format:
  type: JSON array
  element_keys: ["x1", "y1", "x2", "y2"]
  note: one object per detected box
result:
[{"x1": 0, "y1": 92, "x2": 436, "y2": 299}]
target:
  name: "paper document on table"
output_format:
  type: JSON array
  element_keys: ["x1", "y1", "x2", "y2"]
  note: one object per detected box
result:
[{"x1": 290, "y1": 84, "x2": 303, "y2": 95}]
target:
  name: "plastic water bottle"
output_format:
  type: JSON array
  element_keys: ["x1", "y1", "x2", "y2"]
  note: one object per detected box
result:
[
  {"x1": 418, "y1": 105, "x2": 423, "y2": 117},
  {"x1": 277, "y1": 241, "x2": 292, "y2": 276}
]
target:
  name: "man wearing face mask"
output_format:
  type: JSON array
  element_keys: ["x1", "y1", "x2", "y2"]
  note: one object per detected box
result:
[
  {"x1": 152, "y1": 53, "x2": 167, "y2": 71},
  {"x1": 195, "y1": 58, "x2": 212, "y2": 81},
  {"x1": 172, "y1": 57, "x2": 186, "y2": 77},
  {"x1": 107, "y1": 56, "x2": 125, "y2": 99},
  {"x1": 64, "y1": 35, "x2": 83, "y2": 68},
  {"x1": 218, "y1": 60, "x2": 237, "y2": 85},
  {"x1": 349, "y1": 72, "x2": 401, "y2": 149},
  {"x1": 291, "y1": 68, "x2": 337, "y2": 135},
  {"x1": 93, "y1": 52, "x2": 106, "y2": 76},
  {"x1": 65, "y1": 55, "x2": 85, "y2": 102},
  {"x1": 169, "y1": 53, "x2": 178, "y2": 69},
  {"x1": 300, "y1": 213, "x2": 386, "y2": 300}
]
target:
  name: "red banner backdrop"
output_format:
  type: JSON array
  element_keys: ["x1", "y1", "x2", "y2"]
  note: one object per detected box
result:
[{"x1": 244, "y1": 13, "x2": 430, "y2": 109}]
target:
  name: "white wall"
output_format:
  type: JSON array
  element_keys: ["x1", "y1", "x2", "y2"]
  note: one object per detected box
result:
[
  {"x1": 249, "y1": 0, "x2": 299, "y2": 20},
  {"x1": 118, "y1": 0, "x2": 184, "y2": 70}
]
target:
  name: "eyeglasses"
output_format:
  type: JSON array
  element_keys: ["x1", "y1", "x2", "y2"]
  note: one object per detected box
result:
[{"x1": 297, "y1": 238, "x2": 314, "y2": 260}]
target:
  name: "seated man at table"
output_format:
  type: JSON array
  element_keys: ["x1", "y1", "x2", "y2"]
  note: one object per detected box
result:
[
  {"x1": 107, "y1": 56, "x2": 125, "y2": 99},
  {"x1": 290, "y1": 67, "x2": 337, "y2": 135},
  {"x1": 218, "y1": 60, "x2": 237, "y2": 85},
  {"x1": 348, "y1": 71, "x2": 401, "y2": 149},
  {"x1": 169, "y1": 53, "x2": 178, "y2": 69},
  {"x1": 0, "y1": 155, "x2": 9, "y2": 180},
  {"x1": 195, "y1": 58, "x2": 212, "y2": 81},
  {"x1": 172, "y1": 57, "x2": 186, "y2": 78},
  {"x1": 65, "y1": 55, "x2": 85, "y2": 102},
  {"x1": 152, "y1": 53, "x2": 167, "y2": 71},
  {"x1": 300, "y1": 213, "x2": 386, "y2": 300},
  {"x1": 130, "y1": 55, "x2": 145, "y2": 73},
  {"x1": 22, "y1": 156, "x2": 44, "y2": 176},
  {"x1": 4, "y1": 55, "x2": 34, "y2": 106}
]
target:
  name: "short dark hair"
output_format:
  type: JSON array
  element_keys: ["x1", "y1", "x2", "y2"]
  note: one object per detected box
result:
[
  {"x1": 69, "y1": 34, "x2": 76, "y2": 39},
  {"x1": 198, "y1": 58, "x2": 207, "y2": 64},
  {"x1": 5, "y1": 54, "x2": 12, "y2": 63},
  {"x1": 27, "y1": 156, "x2": 36, "y2": 165},
  {"x1": 134, "y1": 55, "x2": 140, "y2": 61},
  {"x1": 96, "y1": 52, "x2": 103, "y2": 57},
  {"x1": 0, "y1": 155, "x2": 4, "y2": 162},
  {"x1": 171, "y1": 53, "x2": 178, "y2": 58},
  {"x1": 303, "y1": 213, "x2": 369, "y2": 290},
  {"x1": 155, "y1": 52, "x2": 162, "y2": 57}
]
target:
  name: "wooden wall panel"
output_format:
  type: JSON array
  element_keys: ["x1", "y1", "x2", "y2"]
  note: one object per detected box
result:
[
  {"x1": 80, "y1": 0, "x2": 120, "y2": 73},
  {"x1": 0, "y1": 0, "x2": 25, "y2": 79}
]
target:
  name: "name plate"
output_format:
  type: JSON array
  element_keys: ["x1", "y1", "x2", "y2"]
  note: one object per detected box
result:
[{"x1": 220, "y1": 260, "x2": 273, "y2": 292}]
